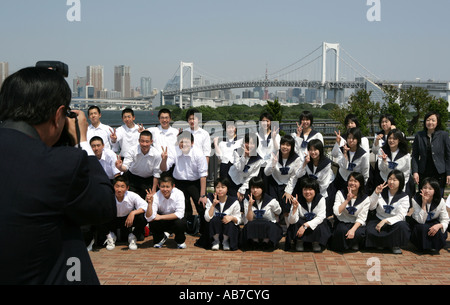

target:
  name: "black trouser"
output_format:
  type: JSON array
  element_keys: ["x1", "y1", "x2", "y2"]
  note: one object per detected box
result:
[
  {"x1": 125, "y1": 171, "x2": 154, "y2": 199},
  {"x1": 148, "y1": 218, "x2": 187, "y2": 244},
  {"x1": 174, "y1": 178, "x2": 206, "y2": 234},
  {"x1": 99, "y1": 213, "x2": 147, "y2": 242}
]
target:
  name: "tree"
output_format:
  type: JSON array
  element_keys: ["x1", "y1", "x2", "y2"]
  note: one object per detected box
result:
[
  {"x1": 380, "y1": 85, "x2": 408, "y2": 134},
  {"x1": 427, "y1": 97, "x2": 449, "y2": 131},
  {"x1": 399, "y1": 87, "x2": 432, "y2": 135},
  {"x1": 348, "y1": 89, "x2": 381, "y2": 135}
]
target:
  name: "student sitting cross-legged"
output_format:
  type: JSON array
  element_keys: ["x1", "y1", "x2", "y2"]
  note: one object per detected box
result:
[{"x1": 145, "y1": 174, "x2": 187, "y2": 249}]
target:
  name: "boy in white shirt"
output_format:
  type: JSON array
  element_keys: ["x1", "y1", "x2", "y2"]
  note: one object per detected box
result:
[
  {"x1": 87, "y1": 106, "x2": 113, "y2": 150},
  {"x1": 102, "y1": 176, "x2": 148, "y2": 251},
  {"x1": 90, "y1": 136, "x2": 121, "y2": 181},
  {"x1": 145, "y1": 174, "x2": 187, "y2": 249},
  {"x1": 147, "y1": 108, "x2": 179, "y2": 151},
  {"x1": 110, "y1": 108, "x2": 144, "y2": 158}
]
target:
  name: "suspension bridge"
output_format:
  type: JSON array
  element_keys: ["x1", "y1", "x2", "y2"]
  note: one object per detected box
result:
[{"x1": 161, "y1": 42, "x2": 389, "y2": 108}]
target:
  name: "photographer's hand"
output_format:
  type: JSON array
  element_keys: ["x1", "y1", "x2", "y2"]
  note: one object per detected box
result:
[{"x1": 66, "y1": 110, "x2": 88, "y2": 145}]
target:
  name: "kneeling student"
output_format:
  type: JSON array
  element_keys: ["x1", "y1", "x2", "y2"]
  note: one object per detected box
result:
[
  {"x1": 145, "y1": 174, "x2": 187, "y2": 249},
  {"x1": 204, "y1": 177, "x2": 241, "y2": 251},
  {"x1": 102, "y1": 176, "x2": 148, "y2": 250}
]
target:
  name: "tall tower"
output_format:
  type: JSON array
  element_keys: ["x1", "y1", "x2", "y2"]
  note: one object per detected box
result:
[
  {"x1": 114, "y1": 65, "x2": 131, "y2": 98},
  {"x1": 86, "y1": 65, "x2": 104, "y2": 98},
  {"x1": 0, "y1": 62, "x2": 9, "y2": 89},
  {"x1": 263, "y1": 64, "x2": 269, "y2": 100},
  {"x1": 320, "y1": 42, "x2": 340, "y2": 105}
]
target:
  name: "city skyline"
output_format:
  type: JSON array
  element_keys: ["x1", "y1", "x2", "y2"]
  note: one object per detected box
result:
[{"x1": 1, "y1": 1, "x2": 450, "y2": 94}]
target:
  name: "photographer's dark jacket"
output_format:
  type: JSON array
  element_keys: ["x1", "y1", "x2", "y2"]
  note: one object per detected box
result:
[{"x1": 0, "y1": 121, "x2": 116, "y2": 285}]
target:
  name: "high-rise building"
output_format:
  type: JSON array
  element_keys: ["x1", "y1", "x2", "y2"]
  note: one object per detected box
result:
[
  {"x1": 86, "y1": 65, "x2": 104, "y2": 98},
  {"x1": 140, "y1": 77, "x2": 152, "y2": 97},
  {"x1": 114, "y1": 65, "x2": 131, "y2": 98},
  {"x1": 0, "y1": 62, "x2": 9, "y2": 89}
]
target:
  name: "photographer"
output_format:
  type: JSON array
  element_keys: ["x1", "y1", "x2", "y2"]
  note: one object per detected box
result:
[{"x1": 0, "y1": 65, "x2": 116, "y2": 285}]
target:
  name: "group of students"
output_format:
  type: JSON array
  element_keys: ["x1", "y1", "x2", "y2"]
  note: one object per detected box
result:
[{"x1": 84, "y1": 105, "x2": 450, "y2": 254}]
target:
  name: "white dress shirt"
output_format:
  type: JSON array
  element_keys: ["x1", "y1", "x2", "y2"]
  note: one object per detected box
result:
[
  {"x1": 147, "y1": 125, "x2": 179, "y2": 151},
  {"x1": 112, "y1": 124, "x2": 140, "y2": 157},
  {"x1": 123, "y1": 145, "x2": 162, "y2": 178},
  {"x1": 98, "y1": 148, "x2": 121, "y2": 179},
  {"x1": 115, "y1": 190, "x2": 148, "y2": 218},
  {"x1": 166, "y1": 146, "x2": 208, "y2": 181},
  {"x1": 87, "y1": 122, "x2": 113, "y2": 150},
  {"x1": 145, "y1": 187, "x2": 185, "y2": 222},
  {"x1": 187, "y1": 127, "x2": 211, "y2": 157}
]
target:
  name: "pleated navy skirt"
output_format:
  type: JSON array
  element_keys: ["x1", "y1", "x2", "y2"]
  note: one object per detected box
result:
[
  {"x1": 409, "y1": 219, "x2": 448, "y2": 251},
  {"x1": 329, "y1": 220, "x2": 366, "y2": 251},
  {"x1": 365, "y1": 217, "x2": 411, "y2": 248}
]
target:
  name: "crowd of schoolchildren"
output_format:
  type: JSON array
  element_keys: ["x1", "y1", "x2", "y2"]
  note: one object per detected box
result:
[{"x1": 84, "y1": 105, "x2": 450, "y2": 254}]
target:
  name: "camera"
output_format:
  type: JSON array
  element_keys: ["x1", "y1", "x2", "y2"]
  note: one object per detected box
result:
[{"x1": 35, "y1": 61, "x2": 69, "y2": 78}]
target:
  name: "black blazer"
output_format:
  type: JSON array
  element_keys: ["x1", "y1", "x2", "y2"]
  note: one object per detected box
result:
[
  {"x1": 411, "y1": 129, "x2": 450, "y2": 176},
  {"x1": 0, "y1": 124, "x2": 116, "y2": 285}
]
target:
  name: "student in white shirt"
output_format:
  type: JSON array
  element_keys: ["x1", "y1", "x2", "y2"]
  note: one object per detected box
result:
[
  {"x1": 115, "y1": 130, "x2": 161, "y2": 199},
  {"x1": 145, "y1": 174, "x2": 187, "y2": 249},
  {"x1": 213, "y1": 122, "x2": 242, "y2": 180},
  {"x1": 147, "y1": 108, "x2": 179, "y2": 152},
  {"x1": 90, "y1": 136, "x2": 121, "y2": 181},
  {"x1": 374, "y1": 129, "x2": 411, "y2": 194},
  {"x1": 264, "y1": 135, "x2": 301, "y2": 218},
  {"x1": 161, "y1": 131, "x2": 209, "y2": 247},
  {"x1": 227, "y1": 133, "x2": 264, "y2": 202},
  {"x1": 410, "y1": 177, "x2": 449, "y2": 253},
  {"x1": 366, "y1": 170, "x2": 411, "y2": 254},
  {"x1": 287, "y1": 177, "x2": 331, "y2": 252},
  {"x1": 291, "y1": 111, "x2": 324, "y2": 159},
  {"x1": 204, "y1": 177, "x2": 241, "y2": 251},
  {"x1": 331, "y1": 172, "x2": 371, "y2": 252},
  {"x1": 185, "y1": 108, "x2": 211, "y2": 164},
  {"x1": 101, "y1": 176, "x2": 148, "y2": 251},
  {"x1": 372, "y1": 114, "x2": 397, "y2": 155},
  {"x1": 87, "y1": 106, "x2": 113, "y2": 150},
  {"x1": 110, "y1": 108, "x2": 144, "y2": 158},
  {"x1": 242, "y1": 176, "x2": 283, "y2": 251}
]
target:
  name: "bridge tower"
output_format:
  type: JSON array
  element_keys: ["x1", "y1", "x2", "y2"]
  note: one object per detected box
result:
[
  {"x1": 320, "y1": 42, "x2": 340, "y2": 105},
  {"x1": 179, "y1": 61, "x2": 193, "y2": 109}
]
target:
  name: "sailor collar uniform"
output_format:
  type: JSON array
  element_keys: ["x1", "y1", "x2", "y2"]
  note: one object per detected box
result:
[
  {"x1": 204, "y1": 194, "x2": 242, "y2": 225},
  {"x1": 244, "y1": 194, "x2": 281, "y2": 224},
  {"x1": 333, "y1": 190, "x2": 371, "y2": 226},
  {"x1": 228, "y1": 149, "x2": 263, "y2": 195},
  {"x1": 264, "y1": 151, "x2": 301, "y2": 186},
  {"x1": 411, "y1": 195, "x2": 449, "y2": 233},
  {"x1": 332, "y1": 142, "x2": 370, "y2": 183},
  {"x1": 377, "y1": 149, "x2": 411, "y2": 185},
  {"x1": 369, "y1": 188, "x2": 410, "y2": 225},
  {"x1": 288, "y1": 194, "x2": 326, "y2": 230},
  {"x1": 292, "y1": 129, "x2": 324, "y2": 158}
]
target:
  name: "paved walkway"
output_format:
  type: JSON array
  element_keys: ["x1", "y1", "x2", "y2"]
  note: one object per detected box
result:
[{"x1": 89, "y1": 234, "x2": 450, "y2": 286}]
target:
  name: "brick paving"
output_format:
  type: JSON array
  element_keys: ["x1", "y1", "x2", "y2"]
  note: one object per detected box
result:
[{"x1": 89, "y1": 233, "x2": 450, "y2": 286}]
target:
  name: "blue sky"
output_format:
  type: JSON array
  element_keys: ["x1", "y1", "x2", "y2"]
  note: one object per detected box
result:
[{"x1": 1, "y1": 0, "x2": 449, "y2": 91}]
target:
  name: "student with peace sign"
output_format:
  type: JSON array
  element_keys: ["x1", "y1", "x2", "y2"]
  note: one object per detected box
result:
[
  {"x1": 204, "y1": 177, "x2": 241, "y2": 251},
  {"x1": 366, "y1": 170, "x2": 411, "y2": 254}
]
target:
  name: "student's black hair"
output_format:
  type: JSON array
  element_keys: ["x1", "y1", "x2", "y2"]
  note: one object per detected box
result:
[
  {"x1": 300, "y1": 177, "x2": 320, "y2": 193},
  {"x1": 299, "y1": 110, "x2": 314, "y2": 125},
  {"x1": 139, "y1": 130, "x2": 153, "y2": 140},
  {"x1": 387, "y1": 169, "x2": 405, "y2": 195},
  {"x1": 159, "y1": 172, "x2": 175, "y2": 185},
  {"x1": 307, "y1": 139, "x2": 325, "y2": 162},
  {"x1": 259, "y1": 111, "x2": 273, "y2": 122},
  {"x1": 280, "y1": 135, "x2": 296, "y2": 159},
  {"x1": 215, "y1": 176, "x2": 231, "y2": 189},
  {"x1": 348, "y1": 172, "x2": 365, "y2": 198},
  {"x1": 113, "y1": 175, "x2": 129, "y2": 186},
  {"x1": 249, "y1": 176, "x2": 266, "y2": 194},
  {"x1": 344, "y1": 113, "x2": 360, "y2": 128},
  {"x1": 0, "y1": 67, "x2": 71, "y2": 125},
  {"x1": 177, "y1": 130, "x2": 194, "y2": 143},
  {"x1": 122, "y1": 107, "x2": 134, "y2": 117},
  {"x1": 420, "y1": 177, "x2": 442, "y2": 206},
  {"x1": 89, "y1": 136, "x2": 104, "y2": 145},
  {"x1": 382, "y1": 129, "x2": 409, "y2": 154},
  {"x1": 378, "y1": 113, "x2": 395, "y2": 129},
  {"x1": 158, "y1": 108, "x2": 172, "y2": 118},
  {"x1": 346, "y1": 127, "x2": 362, "y2": 149},
  {"x1": 88, "y1": 105, "x2": 101, "y2": 115},
  {"x1": 185, "y1": 108, "x2": 201, "y2": 121}
]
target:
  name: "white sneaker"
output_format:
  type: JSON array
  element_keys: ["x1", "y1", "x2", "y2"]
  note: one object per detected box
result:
[
  {"x1": 222, "y1": 239, "x2": 230, "y2": 251},
  {"x1": 177, "y1": 242, "x2": 187, "y2": 249},
  {"x1": 154, "y1": 232, "x2": 170, "y2": 248},
  {"x1": 104, "y1": 232, "x2": 116, "y2": 250},
  {"x1": 128, "y1": 233, "x2": 138, "y2": 250},
  {"x1": 211, "y1": 240, "x2": 220, "y2": 250}
]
